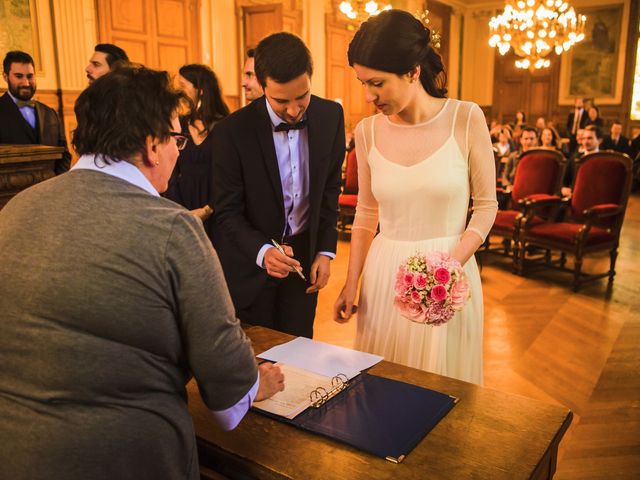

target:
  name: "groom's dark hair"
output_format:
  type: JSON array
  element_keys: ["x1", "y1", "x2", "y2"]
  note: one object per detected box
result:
[{"x1": 254, "y1": 32, "x2": 313, "y2": 87}]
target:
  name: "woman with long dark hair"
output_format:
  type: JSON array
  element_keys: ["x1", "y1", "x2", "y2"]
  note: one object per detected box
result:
[
  {"x1": 165, "y1": 64, "x2": 229, "y2": 242},
  {"x1": 540, "y1": 126, "x2": 561, "y2": 151},
  {"x1": 333, "y1": 9, "x2": 497, "y2": 384}
]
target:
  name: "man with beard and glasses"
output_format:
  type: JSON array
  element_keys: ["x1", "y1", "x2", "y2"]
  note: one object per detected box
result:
[{"x1": 0, "y1": 51, "x2": 71, "y2": 174}]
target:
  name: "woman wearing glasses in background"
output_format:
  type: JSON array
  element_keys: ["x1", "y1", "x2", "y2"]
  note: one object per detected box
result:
[{"x1": 165, "y1": 64, "x2": 230, "y2": 243}]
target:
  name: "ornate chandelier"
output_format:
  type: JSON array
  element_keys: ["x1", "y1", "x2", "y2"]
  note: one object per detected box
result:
[
  {"x1": 338, "y1": 1, "x2": 392, "y2": 21},
  {"x1": 489, "y1": 0, "x2": 586, "y2": 71}
]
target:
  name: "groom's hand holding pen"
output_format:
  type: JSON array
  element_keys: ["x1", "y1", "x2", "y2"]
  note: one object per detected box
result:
[{"x1": 264, "y1": 239, "x2": 306, "y2": 280}]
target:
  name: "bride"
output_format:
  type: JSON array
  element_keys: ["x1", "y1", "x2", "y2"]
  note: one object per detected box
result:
[{"x1": 333, "y1": 10, "x2": 497, "y2": 384}]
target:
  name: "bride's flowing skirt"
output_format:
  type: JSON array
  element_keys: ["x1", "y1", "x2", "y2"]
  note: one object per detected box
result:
[{"x1": 355, "y1": 233, "x2": 484, "y2": 385}]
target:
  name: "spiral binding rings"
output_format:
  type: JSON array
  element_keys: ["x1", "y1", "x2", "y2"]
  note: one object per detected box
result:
[{"x1": 309, "y1": 373, "x2": 350, "y2": 408}]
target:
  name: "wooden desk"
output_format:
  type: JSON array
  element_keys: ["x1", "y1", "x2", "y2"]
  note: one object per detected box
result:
[
  {"x1": 0, "y1": 145, "x2": 63, "y2": 209},
  {"x1": 188, "y1": 326, "x2": 572, "y2": 479}
]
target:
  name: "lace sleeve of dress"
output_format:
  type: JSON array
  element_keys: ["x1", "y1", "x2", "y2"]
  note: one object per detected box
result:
[
  {"x1": 465, "y1": 104, "x2": 498, "y2": 242},
  {"x1": 351, "y1": 118, "x2": 379, "y2": 235}
]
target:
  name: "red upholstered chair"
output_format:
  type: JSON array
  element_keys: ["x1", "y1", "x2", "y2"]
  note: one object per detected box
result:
[
  {"x1": 485, "y1": 148, "x2": 566, "y2": 259},
  {"x1": 515, "y1": 151, "x2": 633, "y2": 290},
  {"x1": 338, "y1": 149, "x2": 358, "y2": 232}
]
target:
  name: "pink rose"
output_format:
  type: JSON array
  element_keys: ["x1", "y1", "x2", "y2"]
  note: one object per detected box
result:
[
  {"x1": 410, "y1": 290, "x2": 422, "y2": 303},
  {"x1": 413, "y1": 273, "x2": 428, "y2": 290},
  {"x1": 403, "y1": 271, "x2": 415, "y2": 287},
  {"x1": 430, "y1": 285, "x2": 448, "y2": 302},
  {"x1": 395, "y1": 299, "x2": 426, "y2": 323},
  {"x1": 434, "y1": 267, "x2": 451, "y2": 284},
  {"x1": 451, "y1": 278, "x2": 470, "y2": 309}
]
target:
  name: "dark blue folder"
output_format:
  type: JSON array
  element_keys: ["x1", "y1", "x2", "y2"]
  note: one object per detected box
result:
[{"x1": 255, "y1": 372, "x2": 457, "y2": 463}]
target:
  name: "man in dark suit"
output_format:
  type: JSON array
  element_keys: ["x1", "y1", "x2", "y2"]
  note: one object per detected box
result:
[
  {"x1": 211, "y1": 32, "x2": 344, "y2": 338},
  {"x1": 601, "y1": 120, "x2": 630, "y2": 154},
  {"x1": 566, "y1": 97, "x2": 588, "y2": 155},
  {"x1": 0, "y1": 51, "x2": 70, "y2": 174}
]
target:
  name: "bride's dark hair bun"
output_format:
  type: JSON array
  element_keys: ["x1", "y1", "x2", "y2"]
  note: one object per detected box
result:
[{"x1": 348, "y1": 9, "x2": 447, "y2": 98}]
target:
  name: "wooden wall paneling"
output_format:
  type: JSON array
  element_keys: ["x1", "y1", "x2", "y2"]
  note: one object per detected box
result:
[
  {"x1": 346, "y1": 68, "x2": 367, "y2": 130},
  {"x1": 528, "y1": 77, "x2": 551, "y2": 120},
  {"x1": 155, "y1": 0, "x2": 201, "y2": 70},
  {"x1": 282, "y1": 10, "x2": 302, "y2": 37},
  {"x1": 242, "y1": 4, "x2": 283, "y2": 49},
  {"x1": 100, "y1": 0, "x2": 153, "y2": 65},
  {"x1": 426, "y1": 0, "x2": 451, "y2": 74},
  {"x1": 326, "y1": 18, "x2": 373, "y2": 132},
  {"x1": 98, "y1": 0, "x2": 201, "y2": 71}
]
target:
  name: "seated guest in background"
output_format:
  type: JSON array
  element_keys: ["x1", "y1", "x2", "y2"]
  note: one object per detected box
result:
[
  {"x1": 0, "y1": 64, "x2": 284, "y2": 480},
  {"x1": 493, "y1": 126, "x2": 514, "y2": 156},
  {"x1": 241, "y1": 48, "x2": 264, "y2": 102},
  {"x1": 502, "y1": 126, "x2": 538, "y2": 187},
  {"x1": 575, "y1": 128, "x2": 586, "y2": 155},
  {"x1": 585, "y1": 105, "x2": 604, "y2": 129},
  {"x1": 564, "y1": 125, "x2": 602, "y2": 192},
  {"x1": 489, "y1": 119, "x2": 501, "y2": 143},
  {"x1": 0, "y1": 51, "x2": 70, "y2": 174},
  {"x1": 566, "y1": 97, "x2": 587, "y2": 155},
  {"x1": 513, "y1": 110, "x2": 526, "y2": 128},
  {"x1": 85, "y1": 43, "x2": 129, "y2": 83},
  {"x1": 164, "y1": 63, "x2": 229, "y2": 244},
  {"x1": 540, "y1": 126, "x2": 561, "y2": 151},
  {"x1": 535, "y1": 116, "x2": 546, "y2": 130},
  {"x1": 601, "y1": 120, "x2": 630, "y2": 154},
  {"x1": 211, "y1": 32, "x2": 344, "y2": 338}
]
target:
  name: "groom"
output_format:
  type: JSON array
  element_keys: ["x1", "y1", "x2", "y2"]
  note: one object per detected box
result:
[{"x1": 210, "y1": 32, "x2": 345, "y2": 338}]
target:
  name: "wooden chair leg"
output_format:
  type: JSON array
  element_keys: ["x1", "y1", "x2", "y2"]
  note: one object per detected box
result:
[
  {"x1": 559, "y1": 252, "x2": 567, "y2": 268},
  {"x1": 608, "y1": 248, "x2": 618, "y2": 283},
  {"x1": 503, "y1": 238, "x2": 511, "y2": 255},
  {"x1": 573, "y1": 254, "x2": 583, "y2": 291},
  {"x1": 516, "y1": 240, "x2": 526, "y2": 275}
]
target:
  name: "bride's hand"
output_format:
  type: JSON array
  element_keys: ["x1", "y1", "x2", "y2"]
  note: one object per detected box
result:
[{"x1": 333, "y1": 285, "x2": 358, "y2": 323}]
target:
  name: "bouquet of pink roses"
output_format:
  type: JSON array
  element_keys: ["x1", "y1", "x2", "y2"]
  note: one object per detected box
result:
[{"x1": 394, "y1": 251, "x2": 470, "y2": 325}]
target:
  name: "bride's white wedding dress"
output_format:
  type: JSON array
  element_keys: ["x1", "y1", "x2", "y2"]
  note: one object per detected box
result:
[{"x1": 352, "y1": 99, "x2": 497, "y2": 385}]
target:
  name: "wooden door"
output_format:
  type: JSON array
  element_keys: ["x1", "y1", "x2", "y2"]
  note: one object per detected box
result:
[
  {"x1": 492, "y1": 50, "x2": 557, "y2": 124},
  {"x1": 326, "y1": 20, "x2": 374, "y2": 131},
  {"x1": 97, "y1": 0, "x2": 201, "y2": 73},
  {"x1": 242, "y1": 4, "x2": 283, "y2": 50}
]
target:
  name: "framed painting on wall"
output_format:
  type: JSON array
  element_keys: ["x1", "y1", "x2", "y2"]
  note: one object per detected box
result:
[
  {"x1": 558, "y1": 1, "x2": 629, "y2": 105},
  {"x1": 0, "y1": 0, "x2": 42, "y2": 72}
]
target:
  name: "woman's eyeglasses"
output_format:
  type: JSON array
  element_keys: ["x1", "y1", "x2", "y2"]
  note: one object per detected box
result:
[{"x1": 169, "y1": 132, "x2": 189, "y2": 151}]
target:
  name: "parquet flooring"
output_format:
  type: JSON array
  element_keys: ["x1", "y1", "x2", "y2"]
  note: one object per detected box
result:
[{"x1": 313, "y1": 193, "x2": 640, "y2": 479}]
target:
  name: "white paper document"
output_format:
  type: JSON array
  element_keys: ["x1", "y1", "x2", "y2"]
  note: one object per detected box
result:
[
  {"x1": 252, "y1": 364, "x2": 336, "y2": 419},
  {"x1": 257, "y1": 337, "x2": 383, "y2": 380}
]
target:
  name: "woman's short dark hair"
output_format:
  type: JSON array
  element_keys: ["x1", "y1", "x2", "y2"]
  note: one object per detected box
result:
[
  {"x1": 254, "y1": 32, "x2": 313, "y2": 87},
  {"x1": 73, "y1": 64, "x2": 184, "y2": 163},
  {"x1": 178, "y1": 64, "x2": 229, "y2": 134},
  {"x1": 347, "y1": 9, "x2": 447, "y2": 98}
]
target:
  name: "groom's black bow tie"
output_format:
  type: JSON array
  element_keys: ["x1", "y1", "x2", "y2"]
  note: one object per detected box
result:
[{"x1": 274, "y1": 120, "x2": 307, "y2": 132}]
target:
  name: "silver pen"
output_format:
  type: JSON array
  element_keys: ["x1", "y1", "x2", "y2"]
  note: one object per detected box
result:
[{"x1": 271, "y1": 239, "x2": 307, "y2": 281}]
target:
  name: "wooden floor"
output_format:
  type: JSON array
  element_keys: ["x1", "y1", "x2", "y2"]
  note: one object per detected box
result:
[{"x1": 313, "y1": 193, "x2": 640, "y2": 479}]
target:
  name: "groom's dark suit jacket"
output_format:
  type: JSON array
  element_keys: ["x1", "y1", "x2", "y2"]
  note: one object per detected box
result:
[
  {"x1": 0, "y1": 92, "x2": 71, "y2": 174},
  {"x1": 211, "y1": 95, "x2": 345, "y2": 311}
]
